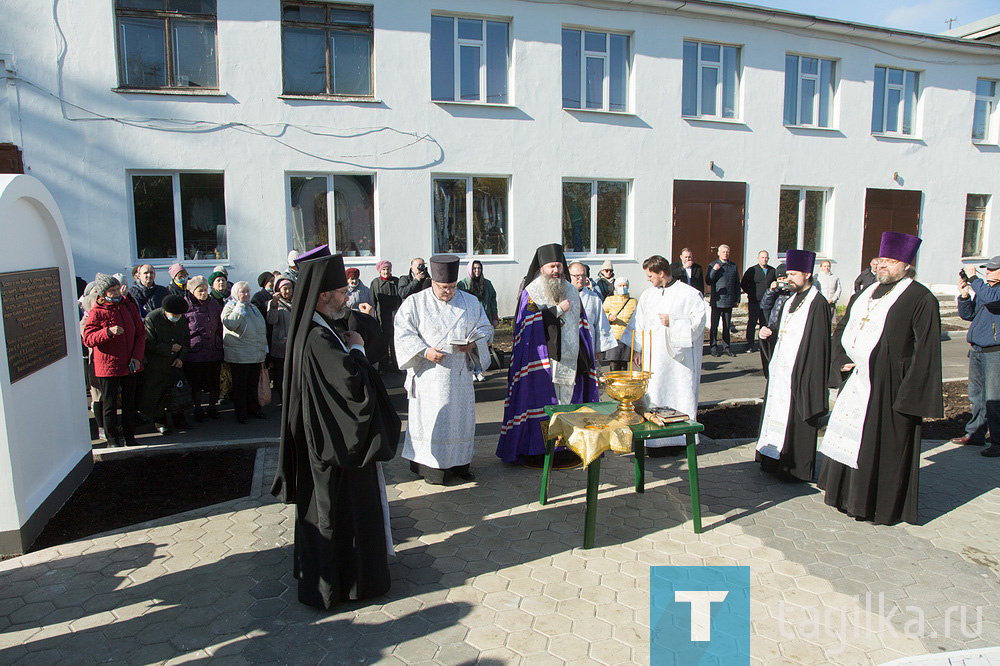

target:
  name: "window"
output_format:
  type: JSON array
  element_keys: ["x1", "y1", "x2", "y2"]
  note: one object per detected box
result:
[
  {"x1": 872, "y1": 66, "x2": 919, "y2": 136},
  {"x1": 115, "y1": 0, "x2": 218, "y2": 89},
  {"x1": 289, "y1": 175, "x2": 375, "y2": 256},
  {"x1": 973, "y1": 78, "x2": 999, "y2": 143},
  {"x1": 431, "y1": 16, "x2": 509, "y2": 104},
  {"x1": 281, "y1": 3, "x2": 373, "y2": 97},
  {"x1": 562, "y1": 29, "x2": 630, "y2": 112},
  {"x1": 562, "y1": 180, "x2": 628, "y2": 254},
  {"x1": 778, "y1": 188, "x2": 827, "y2": 255},
  {"x1": 432, "y1": 176, "x2": 508, "y2": 255},
  {"x1": 784, "y1": 55, "x2": 836, "y2": 127},
  {"x1": 131, "y1": 172, "x2": 227, "y2": 261},
  {"x1": 963, "y1": 194, "x2": 989, "y2": 257},
  {"x1": 682, "y1": 41, "x2": 741, "y2": 119}
]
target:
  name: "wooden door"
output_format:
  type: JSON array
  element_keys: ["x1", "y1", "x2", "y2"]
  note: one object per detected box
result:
[
  {"x1": 862, "y1": 189, "x2": 921, "y2": 271},
  {"x1": 672, "y1": 180, "x2": 746, "y2": 269},
  {"x1": 0, "y1": 144, "x2": 23, "y2": 174}
]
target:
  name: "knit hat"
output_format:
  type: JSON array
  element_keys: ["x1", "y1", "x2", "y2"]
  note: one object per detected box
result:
[
  {"x1": 275, "y1": 278, "x2": 294, "y2": 292},
  {"x1": 212, "y1": 265, "x2": 228, "y2": 277},
  {"x1": 257, "y1": 271, "x2": 274, "y2": 288},
  {"x1": 187, "y1": 275, "x2": 207, "y2": 293},
  {"x1": 112, "y1": 272, "x2": 127, "y2": 286},
  {"x1": 168, "y1": 263, "x2": 186, "y2": 279},
  {"x1": 208, "y1": 271, "x2": 227, "y2": 286},
  {"x1": 376, "y1": 260, "x2": 392, "y2": 273},
  {"x1": 93, "y1": 273, "x2": 120, "y2": 296},
  {"x1": 287, "y1": 250, "x2": 300, "y2": 267},
  {"x1": 601, "y1": 259, "x2": 614, "y2": 271},
  {"x1": 162, "y1": 294, "x2": 189, "y2": 314},
  {"x1": 345, "y1": 267, "x2": 361, "y2": 280}
]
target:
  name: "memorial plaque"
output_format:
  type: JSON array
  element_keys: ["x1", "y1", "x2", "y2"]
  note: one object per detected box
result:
[{"x1": 1, "y1": 267, "x2": 67, "y2": 383}]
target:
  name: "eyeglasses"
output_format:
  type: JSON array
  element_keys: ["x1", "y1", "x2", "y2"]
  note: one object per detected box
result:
[{"x1": 569, "y1": 273, "x2": 587, "y2": 279}]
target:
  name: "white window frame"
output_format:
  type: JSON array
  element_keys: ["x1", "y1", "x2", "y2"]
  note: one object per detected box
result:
[
  {"x1": 872, "y1": 66, "x2": 920, "y2": 137},
  {"x1": 562, "y1": 178, "x2": 631, "y2": 257},
  {"x1": 973, "y1": 78, "x2": 999, "y2": 144},
  {"x1": 431, "y1": 174, "x2": 511, "y2": 257},
  {"x1": 287, "y1": 172, "x2": 378, "y2": 257},
  {"x1": 963, "y1": 194, "x2": 990, "y2": 259},
  {"x1": 784, "y1": 54, "x2": 837, "y2": 128},
  {"x1": 778, "y1": 186, "x2": 830, "y2": 257},
  {"x1": 128, "y1": 170, "x2": 227, "y2": 266},
  {"x1": 683, "y1": 40, "x2": 742, "y2": 120},
  {"x1": 563, "y1": 27, "x2": 631, "y2": 113}
]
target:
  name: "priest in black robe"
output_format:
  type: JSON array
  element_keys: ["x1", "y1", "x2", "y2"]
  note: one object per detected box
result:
[
  {"x1": 271, "y1": 245, "x2": 401, "y2": 609},
  {"x1": 819, "y1": 232, "x2": 942, "y2": 525},
  {"x1": 755, "y1": 249, "x2": 831, "y2": 481}
]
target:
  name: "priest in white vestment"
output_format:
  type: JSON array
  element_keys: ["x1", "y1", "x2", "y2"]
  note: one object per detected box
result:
[
  {"x1": 624, "y1": 255, "x2": 709, "y2": 455},
  {"x1": 394, "y1": 255, "x2": 492, "y2": 484},
  {"x1": 569, "y1": 262, "x2": 617, "y2": 356}
]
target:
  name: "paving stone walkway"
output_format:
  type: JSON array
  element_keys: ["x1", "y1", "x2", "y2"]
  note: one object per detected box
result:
[{"x1": 1, "y1": 431, "x2": 998, "y2": 665}]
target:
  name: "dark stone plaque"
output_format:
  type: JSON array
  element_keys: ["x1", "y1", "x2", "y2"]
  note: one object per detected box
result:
[{"x1": 1, "y1": 267, "x2": 68, "y2": 383}]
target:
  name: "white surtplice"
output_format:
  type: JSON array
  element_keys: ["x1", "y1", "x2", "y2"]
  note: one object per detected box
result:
[
  {"x1": 580, "y1": 286, "x2": 617, "y2": 353},
  {"x1": 394, "y1": 289, "x2": 492, "y2": 470},
  {"x1": 624, "y1": 280, "x2": 709, "y2": 448}
]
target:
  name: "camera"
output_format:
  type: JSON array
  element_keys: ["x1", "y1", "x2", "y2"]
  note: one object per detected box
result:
[{"x1": 417, "y1": 263, "x2": 427, "y2": 273}]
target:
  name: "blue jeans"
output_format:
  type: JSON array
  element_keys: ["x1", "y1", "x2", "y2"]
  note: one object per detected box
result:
[{"x1": 965, "y1": 349, "x2": 1000, "y2": 444}]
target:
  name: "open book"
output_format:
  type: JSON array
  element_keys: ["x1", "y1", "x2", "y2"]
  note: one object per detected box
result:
[{"x1": 448, "y1": 331, "x2": 487, "y2": 346}]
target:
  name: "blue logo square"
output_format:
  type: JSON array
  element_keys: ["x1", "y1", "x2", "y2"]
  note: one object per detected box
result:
[{"x1": 650, "y1": 566, "x2": 751, "y2": 665}]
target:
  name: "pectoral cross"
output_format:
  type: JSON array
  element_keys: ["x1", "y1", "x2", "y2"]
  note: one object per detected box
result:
[
  {"x1": 778, "y1": 326, "x2": 788, "y2": 339},
  {"x1": 858, "y1": 314, "x2": 871, "y2": 330}
]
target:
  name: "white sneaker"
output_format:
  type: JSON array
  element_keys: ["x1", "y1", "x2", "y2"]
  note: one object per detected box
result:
[{"x1": 475, "y1": 372, "x2": 486, "y2": 382}]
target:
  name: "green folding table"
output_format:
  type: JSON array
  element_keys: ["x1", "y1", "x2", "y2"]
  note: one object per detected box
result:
[{"x1": 540, "y1": 401, "x2": 705, "y2": 549}]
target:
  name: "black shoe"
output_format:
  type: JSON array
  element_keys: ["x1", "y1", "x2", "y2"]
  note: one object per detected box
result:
[
  {"x1": 193, "y1": 409, "x2": 207, "y2": 423},
  {"x1": 206, "y1": 406, "x2": 219, "y2": 420},
  {"x1": 725, "y1": 348, "x2": 736, "y2": 357},
  {"x1": 110, "y1": 438, "x2": 125, "y2": 448},
  {"x1": 237, "y1": 416, "x2": 249, "y2": 424},
  {"x1": 711, "y1": 346, "x2": 722, "y2": 357},
  {"x1": 124, "y1": 436, "x2": 140, "y2": 447},
  {"x1": 251, "y1": 412, "x2": 267, "y2": 420},
  {"x1": 982, "y1": 444, "x2": 1000, "y2": 458},
  {"x1": 156, "y1": 425, "x2": 172, "y2": 435}
]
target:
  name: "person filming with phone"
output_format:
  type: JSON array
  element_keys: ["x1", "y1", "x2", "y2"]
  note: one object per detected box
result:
[{"x1": 955, "y1": 257, "x2": 1000, "y2": 457}]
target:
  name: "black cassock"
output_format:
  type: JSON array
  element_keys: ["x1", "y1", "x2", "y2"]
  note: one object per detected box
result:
[
  {"x1": 272, "y1": 321, "x2": 400, "y2": 609},
  {"x1": 819, "y1": 280, "x2": 942, "y2": 525},
  {"x1": 757, "y1": 290, "x2": 831, "y2": 481}
]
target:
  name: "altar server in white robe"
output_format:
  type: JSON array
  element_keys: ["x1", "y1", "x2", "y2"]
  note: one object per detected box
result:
[
  {"x1": 754, "y1": 249, "x2": 831, "y2": 481},
  {"x1": 569, "y1": 262, "x2": 617, "y2": 356},
  {"x1": 624, "y1": 255, "x2": 709, "y2": 456},
  {"x1": 394, "y1": 255, "x2": 492, "y2": 484}
]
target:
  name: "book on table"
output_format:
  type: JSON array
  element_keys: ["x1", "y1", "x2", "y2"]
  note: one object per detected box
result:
[{"x1": 643, "y1": 407, "x2": 690, "y2": 425}]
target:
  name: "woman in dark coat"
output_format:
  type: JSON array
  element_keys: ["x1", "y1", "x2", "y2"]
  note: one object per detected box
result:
[
  {"x1": 184, "y1": 276, "x2": 224, "y2": 421},
  {"x1": 82, "y1": 273, "x2": 146, "y2": 447},
  {"x1": 369, "y1": 259, "x2": 401, "y2": 372},
  {"x1": 138, "y1": 295, "x2": 191, "y2": 433}
]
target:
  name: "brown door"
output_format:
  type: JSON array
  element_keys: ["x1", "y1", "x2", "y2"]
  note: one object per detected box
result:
[
  {"x1": 672, "y1": 180, "x2": 746, "y2": 270},
  {"x1": 0, "y1": 144, "x2": 24, "y2": 174},
  {"x1": 862, "y1": 188, "x2": 921, "y2": 271}
]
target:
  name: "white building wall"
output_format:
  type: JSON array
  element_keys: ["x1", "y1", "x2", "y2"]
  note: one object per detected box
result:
[{"x1": 0, "y1": 0, "x2": 997, "y2": 316}]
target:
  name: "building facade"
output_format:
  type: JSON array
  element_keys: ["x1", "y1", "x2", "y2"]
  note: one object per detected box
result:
[{"x1": 1, "y1": 0, "x2": 998, "y2": 314}]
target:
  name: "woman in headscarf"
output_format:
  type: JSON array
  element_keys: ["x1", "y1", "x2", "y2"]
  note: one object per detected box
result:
[
  {"x1": 208, "y1": 270, "x2": 230, "y2": 308},
  {"x1": 602, "y1": 277, "x2": 638, "y2": 371},
  {"x1": 184, "y1": 275, "x2": 224, "y2": 421},
  {"x1": 266, "y1": 277, "x2": 294, "y2": 396},
  {"x1": 222, "y1": 281, "x2": 268, "y2": 423},
  {"x1": 458, "y1": 260, "x2": 498, "y2": 326},
  {"x1": 368, "y1": 259, "x2": 401, "y2": 372}
]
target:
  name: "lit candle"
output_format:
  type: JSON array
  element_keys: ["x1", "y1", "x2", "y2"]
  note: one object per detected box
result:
[{"x1": 629, "y1": 330, "x2": 634, "y2": 374}]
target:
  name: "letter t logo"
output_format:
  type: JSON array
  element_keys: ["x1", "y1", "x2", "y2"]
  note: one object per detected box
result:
[{"x1": 674, "y1": 590, "x2": 729, "y2": 641}]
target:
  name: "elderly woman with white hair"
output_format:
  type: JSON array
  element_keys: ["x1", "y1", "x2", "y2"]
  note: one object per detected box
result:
[
  {"x1": 602, "y1": 277, "x2": 638, "y2": 372},
  {"x1": 222, "y1": 281, "x2": 268, "y2": 423}
]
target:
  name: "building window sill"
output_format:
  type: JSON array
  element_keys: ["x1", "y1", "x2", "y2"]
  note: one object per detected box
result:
[
  {"x1": 113, "y1": 87, "x2": 227, "y2": 97},
  {"x1": 279, "y1": 94, "x2": 381, "y2": 103},
  {"x1": 784, "y1": 124, "x2": 841, "y2": 133},
  {"x1": 564, "y1": 107, "x2": 635, "y2": 117},
  {"x1": 683, "y1": 116, "x2": 747, "y2": 128},
  {"x1": 871, "y1": 132, "x2": 924, "y2": 144},
  {"x1": 434, "y1": 100, "x2": 515, "y2": 109}
]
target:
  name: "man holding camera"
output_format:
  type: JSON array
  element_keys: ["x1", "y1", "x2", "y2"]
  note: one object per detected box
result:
[
  {"x1": 398, "y1": 257, "x2": 432, "y2": 299},
  {"x1": 955, "y1": 258, "x2": 1000, "y2": 457}
]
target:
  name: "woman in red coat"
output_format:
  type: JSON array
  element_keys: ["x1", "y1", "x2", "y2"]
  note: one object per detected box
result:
[{"x1": 82, "y1": 273, "x2": 145, "y2": 447}]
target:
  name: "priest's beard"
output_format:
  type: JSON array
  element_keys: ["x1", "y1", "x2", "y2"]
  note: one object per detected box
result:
[
  {"x1": 329, "y1": 304, "x2": 350, "y2": 320},
  {"x1": 542, "y1": 275, "x2": 565, "y2": 304}
]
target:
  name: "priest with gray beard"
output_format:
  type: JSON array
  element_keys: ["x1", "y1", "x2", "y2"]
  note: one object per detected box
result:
[{"x1": 496, "y1": 243, "x2": 600, "y2": 465}]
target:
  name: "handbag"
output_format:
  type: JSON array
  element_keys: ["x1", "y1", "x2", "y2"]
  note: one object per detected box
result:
[
  {"x1": 170, "y1": 379, "x2": 193, "y2": 410},
  {"x1": 257, "y1": 363, "x2": 272, "y2": 407}
]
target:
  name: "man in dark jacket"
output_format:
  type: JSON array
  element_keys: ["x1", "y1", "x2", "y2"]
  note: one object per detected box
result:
[
  {"x1": 671, "y1": 248, "x2": 704, "y2": 295},
  {"x1": 398, "y1": 257, "x2": 431, "y2": 299},
  {"x1": 955, "y1": 258, "x2": 1000, "y2": 456},
  {"x1": 128, "y1": 264, "x2": 169, "y2": 318},
  {"x1": 741, "y1": 250, "x2": 776, "y2": 353},
  {"x1": 853, "y1": 257, "x2": 878, "y2": 293},
  {"x1": 706, "y1": 245, "x2": 740, "y2": 356},
  {"x1": 138, "y1": 295, "x2": 192, "y2": 434}
]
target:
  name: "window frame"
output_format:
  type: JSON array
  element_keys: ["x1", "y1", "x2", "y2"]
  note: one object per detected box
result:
[
  {"x1": 777, "y1": 186, "x2": 830, "y2": 258},
  {"x1": 562, "y1": 27, "x2": 632, "y2": 113},
  {"x1": 963, "y1": 194, "x2": 990, "y2": 259},
  {"x1": 561, "y1": 178, "x2": 631, "y2": 257},
  {"x1": 783, "y1": 53, "x2": 837, "y2": 128},
  {"x1": 286, "y1": 172, "x2": 378, "y2": 258},
  {"x1": 872, "y1": 65, "x2": 920, "y2": 137},
  {"x1": 128, "y1": 170, "x2": 228, "y2": 265},
  {"x1": 114, "y1": 1, "x2": 219, "y2": 91},
  {"x1": 682, "y1": 39, "x2": 742, "y2": 120},
  {"x1": 973, "y1": 78, "x2": 999, "y2": 144},
  {"x1": 431, "y1": 14, "x2": 511, "y2": 105},
  {"x1": 280, "y1": 1, "x2": 375, "y2": 99},
  {"x1": 430, "y1": 174, "x2": 511, "y2": 258}
]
